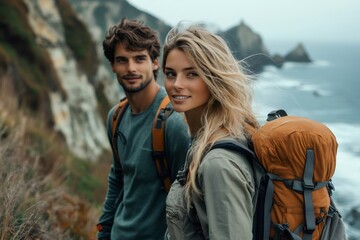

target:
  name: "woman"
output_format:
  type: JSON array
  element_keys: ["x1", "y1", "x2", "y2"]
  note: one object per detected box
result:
[{"x1": 162, "y1": 24, "x2": 260, "y2": 240}]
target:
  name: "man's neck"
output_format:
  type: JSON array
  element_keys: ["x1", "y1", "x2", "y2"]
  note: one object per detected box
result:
[{"x1": 126, "y1": 80, "x2": 160, "y2": 114}]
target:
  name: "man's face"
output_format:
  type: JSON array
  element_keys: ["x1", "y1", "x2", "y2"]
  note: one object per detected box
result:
[{"x1": 111, "y1": 42, "x2": 159, "y2": 93}]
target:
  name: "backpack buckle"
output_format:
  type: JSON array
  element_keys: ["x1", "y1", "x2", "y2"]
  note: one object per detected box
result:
[
  {"x1": 303, "y1": 182, "x2": 315, "y2": 190},
  {"x1": 152, "y1": 150, "x2": 164, "y2": 159},
  {"x1": 177, "y1": 169, "x2": 188, "y2": 186},
  {"x1": 303, "y1": 226, "x2": 315, "y2": 234},
  {"x1": 267, "y1": 109, "x2": 287, "y2": 121}
]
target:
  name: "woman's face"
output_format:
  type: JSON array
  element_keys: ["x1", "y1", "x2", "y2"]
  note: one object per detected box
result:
[{"x1": 164, "y1": 48, "x2": 211, "y2": 114}]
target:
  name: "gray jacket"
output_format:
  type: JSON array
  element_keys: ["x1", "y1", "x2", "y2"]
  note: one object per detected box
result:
[{"x1": 166, "y1": 145, "x2": 256, "y2": 240}]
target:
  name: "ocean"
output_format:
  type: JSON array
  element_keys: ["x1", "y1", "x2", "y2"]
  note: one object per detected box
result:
[{"x1": 253, "y1": 41, "x2": 360, "y2": 239}]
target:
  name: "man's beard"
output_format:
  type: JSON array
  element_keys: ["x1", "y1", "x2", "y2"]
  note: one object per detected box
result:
[{"x1": 121, "y1": 76, "x2": 152, "y2": 93}]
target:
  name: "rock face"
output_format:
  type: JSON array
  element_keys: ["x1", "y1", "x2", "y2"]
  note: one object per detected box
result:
[
  {"x1": 0, "y1": 0, "x2": 173, "y2": 161},
  {"x1": 271, "y1": 43, "x2": 312, "y2": 68},
  {"x1": 220, "y1": 21, "x2": 271, "y2": 73},
  {"x1": 219, "y1": 22, "x2": 312, "y2": 72},
  {"x1": 23, "y1": 0, "x2": 110, "y2": 160},
  {"x1": 284, "y1": 43, "x2": 312, "y2": 62},
  {"x1": 222, "y1": 21, "x2": 269, "y2": 61}
]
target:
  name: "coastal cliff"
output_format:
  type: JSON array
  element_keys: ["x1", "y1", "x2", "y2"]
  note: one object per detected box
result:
[{"x1": 0, "y1": 0, "x2": 311, "y2": 161}]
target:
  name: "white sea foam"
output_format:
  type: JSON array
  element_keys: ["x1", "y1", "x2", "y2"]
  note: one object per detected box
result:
[
  {"x1": 311, "y1": 59, "x2": 330, "y2": 67},
  {"x1": 255, "y1": 75, "x2": 331, "y2": 97},
  {"x1": 281, "y1": 60, "x2": 331, "y2": 69},
  {"x1": 297, "y1": 83, "x2": 331, "y2": 96},
  {"x1": 326, "y1": 123, "x2": 360, "y2": 201},
  {"x1": 326, "y1": 123, "x2": 360, "y2": 239}
]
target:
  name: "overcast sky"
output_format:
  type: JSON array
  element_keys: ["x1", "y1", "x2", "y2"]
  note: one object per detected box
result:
[{"x1": 128, "y1": 0, "x2": 360, "y2": 44}]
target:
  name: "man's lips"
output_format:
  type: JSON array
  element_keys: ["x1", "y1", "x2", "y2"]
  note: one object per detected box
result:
[{"x1": 122, "y1": 75, "x2": 141, "y2": 80}]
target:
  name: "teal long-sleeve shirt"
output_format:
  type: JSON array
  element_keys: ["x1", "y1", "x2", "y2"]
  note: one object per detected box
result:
[{"x1": 97, "y1": 88, "x2": 190, "y2": 240}]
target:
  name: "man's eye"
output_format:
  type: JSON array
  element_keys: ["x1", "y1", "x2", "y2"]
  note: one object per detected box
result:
[
  {"x1": 115, "y1": 58, "x2": 127, "y2": 63},
  {"x1": 136, "y1": 56, "x2": 146, "y2": 62}
]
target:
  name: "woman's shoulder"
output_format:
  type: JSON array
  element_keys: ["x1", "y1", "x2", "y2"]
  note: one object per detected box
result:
[
  {"x1": 202, "y1": 146, "x2": 247, "y2": 168},
  {"x1": 199, "y1": 139, "x2": 254, "y2": 178}
]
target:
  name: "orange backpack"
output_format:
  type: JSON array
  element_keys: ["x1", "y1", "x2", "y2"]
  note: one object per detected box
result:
[
  {"x1": 211, "y1": 110, "x2": 346, "y2": 240},
  {"x1": 110, "y1": 96, "x2": 173, "y2": 192}
]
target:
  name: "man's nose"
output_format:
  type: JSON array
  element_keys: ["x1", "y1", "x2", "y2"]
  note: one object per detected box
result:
[{"x1": 127, "y1": 59, "x2": 136, "y2": 72}]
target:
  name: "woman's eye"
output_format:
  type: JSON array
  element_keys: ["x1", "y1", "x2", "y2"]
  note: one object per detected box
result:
[
  {"x1": 188, "y1": 72, "x2": 198, "y2": 78},
  {"x1": 165, "y1": 71, "x2": 176, "y2": 78}
]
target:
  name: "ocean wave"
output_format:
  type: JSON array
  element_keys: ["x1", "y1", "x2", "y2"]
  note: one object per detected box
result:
[
  {"x1": 327, "y1": 123, "x2": 360, "y2": 155},
  {"x1": 281, "y1": 60, "x2": 331, "y2": 69},
  {"x1": 311, "y1": 59, "x2": 330, "y2": 67},
  {"x1": 322, "y1": 122, "x2": 360, "y2": 239},
  {"x1": 282, "y1": 62, "x2": 312, "y2": 69},
  {"x1": 255, "y1": 76, "x2": 331, "y2": 97},
  {"x1": 297, "y1": 83, "x2": 331, "y2": 96}
]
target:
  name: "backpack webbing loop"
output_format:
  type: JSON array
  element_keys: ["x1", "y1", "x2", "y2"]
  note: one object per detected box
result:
[{"x1": 303, "y1": 149, "x2": 316, "y2": 239}]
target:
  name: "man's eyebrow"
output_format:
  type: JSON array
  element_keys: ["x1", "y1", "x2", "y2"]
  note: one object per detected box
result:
[
  {"x1": 135, "y1": 54, "x2": 148, "y2": 58},
  {"x1": 114, "y1": 56, "x2": 126, "y2": 60},
  {"x1": 114, "y1": 54, "x2": 148, "y2": 60}
]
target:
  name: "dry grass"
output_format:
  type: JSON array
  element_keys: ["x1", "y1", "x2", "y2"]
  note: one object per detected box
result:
[
  {"x1": 0, "y1": 73, "x2": 103, "y2": 239},
  {"x1": 0, "y1": 110, "x2": 102, "y2": 239},
  {"x1": 0, "y1": 116, "x2": 47, "y2": 239}
]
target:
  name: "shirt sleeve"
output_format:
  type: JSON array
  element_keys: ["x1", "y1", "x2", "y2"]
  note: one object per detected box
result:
[
  {"x1": 97, "y1": 107, "x2": 124, "y2": 239},
  {"x1": 198, "y1": 148, "x2": 255, "y2": 240}
]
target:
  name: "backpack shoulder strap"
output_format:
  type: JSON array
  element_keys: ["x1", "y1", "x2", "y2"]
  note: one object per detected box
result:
[
  {"x1": 211, "y1": 139, "x2": 256, "y2": 160},
  {"x1": 152, "y1": 95, "x2": 173, "y2": 193},
  {"x1": 111, "y1": 98, "x2": 129, "y2": 163}
]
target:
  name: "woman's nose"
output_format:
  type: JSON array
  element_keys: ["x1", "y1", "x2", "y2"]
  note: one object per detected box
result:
[{"x1": 173, "y1": 75, "x2": 185, "y2": 89}]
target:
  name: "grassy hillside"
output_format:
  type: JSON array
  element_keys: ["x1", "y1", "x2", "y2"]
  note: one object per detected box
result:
[{"x1": 0, "y1": 95, "x2": 111, "y2": 239}]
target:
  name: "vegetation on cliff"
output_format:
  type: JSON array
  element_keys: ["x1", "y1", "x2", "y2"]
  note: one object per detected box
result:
[{"x1": 0, "y1": 72, "x2": 109, "y2": 238}]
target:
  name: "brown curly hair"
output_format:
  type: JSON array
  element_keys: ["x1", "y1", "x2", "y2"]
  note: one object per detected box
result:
[{"x1": 103, "y1": 18, "x2": 161, "y2": 79}]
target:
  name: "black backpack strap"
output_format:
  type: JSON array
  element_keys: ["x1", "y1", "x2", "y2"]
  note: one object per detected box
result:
[{"x1": 211, "y1": 139, "x2": 256, "y2": 160}]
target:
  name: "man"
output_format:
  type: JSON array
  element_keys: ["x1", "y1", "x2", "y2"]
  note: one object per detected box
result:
[{"x1": 97, "y1": 18, "x2": 190, "y2": 240}]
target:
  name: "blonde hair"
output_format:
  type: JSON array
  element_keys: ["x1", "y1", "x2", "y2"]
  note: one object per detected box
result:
[{"x1": 162, "y1": 24, "x2": 259, "y2": 207}]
